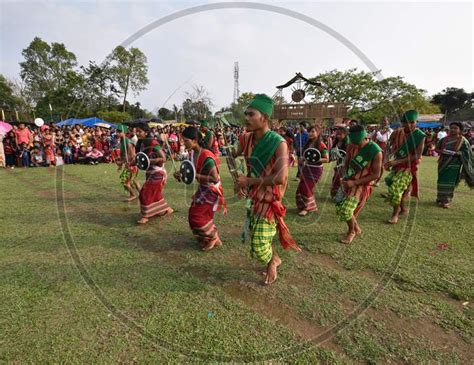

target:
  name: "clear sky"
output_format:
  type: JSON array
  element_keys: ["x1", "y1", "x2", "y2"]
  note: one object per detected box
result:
[{"x1": 1, "y1": 0, "x2": 472, "y2": 114}]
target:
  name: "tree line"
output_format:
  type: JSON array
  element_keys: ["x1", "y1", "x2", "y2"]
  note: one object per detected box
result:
[{"x1": 1, "y1": 37, "x2": 472, "y2": 125}]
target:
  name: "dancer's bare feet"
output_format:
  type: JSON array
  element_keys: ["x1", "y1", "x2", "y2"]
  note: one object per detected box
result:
[
  {"x1": 355, "y1": 225, "x2": 362, "y2": 236},
  {"x1": 265, "y1": 256, "x2": 282, "y2": 285},
  {"x1": 125, "y1": 195, "x2": 137, "y2": 202},
  {"x1": 163, "y1": 207, "x2": 174, "y2": 216},
  {"x1": 340, "y1": 231, "x2": 356, "y2": 244},
  {"x1": 298, "y1": 210, "x2": 308, "y2": 216},
  {"x1": 388, "y1": 215, "x2": 399, "y2": 224},
  {"x1": 400, "y1": 208, "x2": 409, "y2": 216},
  {"x1": 137, "y1": 217, "x2": 149, "y2": 224}
]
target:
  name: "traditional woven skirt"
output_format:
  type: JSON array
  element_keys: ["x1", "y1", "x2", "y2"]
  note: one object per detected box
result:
[
  {"x1": 296, "y1": 165, "x2": 323, "y2": 212},
  {"x1": 139, "y1": 167, "x2": 170, "y2": 218}
]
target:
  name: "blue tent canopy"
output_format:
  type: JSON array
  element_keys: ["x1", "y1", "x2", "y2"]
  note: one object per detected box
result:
[
  {"x1": 391, "y1": 122, "x2": 443, "y2": 129},
  {"x1": 55, "y1": 117, "x2": 116, "y2": 128}
]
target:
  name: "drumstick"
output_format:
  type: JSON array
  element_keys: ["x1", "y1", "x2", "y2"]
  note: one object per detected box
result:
[{"x1": 163, "y1": 136, "x2": 178, "y2": 172}]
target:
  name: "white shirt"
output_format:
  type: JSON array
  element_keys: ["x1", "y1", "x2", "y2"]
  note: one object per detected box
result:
[
  {"x1": 437, "y1": 131, "x2": 447, "y2": 140},
  {"x1": 376, "y1": 128, "x2": 393, "y2": 143}
]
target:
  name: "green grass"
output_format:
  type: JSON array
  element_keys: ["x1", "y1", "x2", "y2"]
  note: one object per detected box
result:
[{"x1": 0, "y1": 157, "x2": 472, "y2": 363}]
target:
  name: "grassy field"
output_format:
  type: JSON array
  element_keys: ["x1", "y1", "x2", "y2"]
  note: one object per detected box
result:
[{"x1": 0, "y1": 157, "x2": 472, "y2": 363}]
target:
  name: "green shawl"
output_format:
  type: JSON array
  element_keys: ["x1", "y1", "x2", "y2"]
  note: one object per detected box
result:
[
  {"x1": 249, "y1": 130, "x2": 285, "y2": 177},
  {"x1": 344, "y1": 141, "x2": 382, "y2": 180},
  {"x1": 394, "y1": 128, "x2": 426, "y2": 159}
]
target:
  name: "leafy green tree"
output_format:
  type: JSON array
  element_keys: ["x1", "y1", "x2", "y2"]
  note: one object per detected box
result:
[
  {"x1": 182, "y1": 85, "x2": 213, "y2": 120},
  {"x1": 107, "y1": 46, "x2": 149, "y2": 112},
  {"x1": 432, "y1": 87, "x2": 473, "y2": 115},
  {"x1": 306, "y1": 68, "x2": 439, "y2": 124},
  {"x1": 97, "y1": 110, "x2": 132, "y2": 123}
]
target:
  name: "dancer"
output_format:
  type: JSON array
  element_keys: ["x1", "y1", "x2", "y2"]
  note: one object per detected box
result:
[
  {"x1": 295, "y1": 125, "x2": 329, "y2": 216},
  {"x1": 335, "y1": 125, "x2": 382, "y2": 244},
  {"x1": 330, "y1": 126, "x2": 349, "y2": 198},
  {"x1": 234, "y1": 94, "x2": 301, "y2": 285},
  {"x1": 174, "y1": 126, "x2": 226, "y2": 251},
  {"x1": 116, "y1": 124, "x2": 140, "y2": 201},
  {"x1": 134, "y1": 123, "x2": 173, "y2": 224},
  {"x1": 384, "y1": 110, "x2": 425, "y2": 224},
  {"x1": 435, "y1": 122, "x2": 473, "y2": 208}
]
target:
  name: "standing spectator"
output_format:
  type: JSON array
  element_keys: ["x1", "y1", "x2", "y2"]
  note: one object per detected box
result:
[
  {"x1": 295, "y1": 122, "x2": 309, "y2": 180},
  {"x1": 437, "y1": 127, "x2": 448, "y2": 141},
  {"x1": 17, "y1": 142, "x2": 30, "y2": 167},
  {"x1": 63, "y1": 142, "x2": 73, "y2": 164},
  {"x1": 3, "y1": 136, "x2": 15, "y2": 167},
  {"x1": 0, "y1": 132, "x2": 5, "y2": 168},
  {"x1": 14, "y1": 123, "x2": 32, "y2": 147}
]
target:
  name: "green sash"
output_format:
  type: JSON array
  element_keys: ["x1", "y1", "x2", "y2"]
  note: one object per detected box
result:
[
  {"x1": 344, "y1": 141, "x2": 382, "y2": 180},
  {"x1": 249, "y1": 131, "x2": 285, "y2": 177},
  {"x1": 120, "y1": 137, "x2": 131, "y2": 158},
  {"x1": 394, "y1": 128, "x2": 426, "y2": 159}
]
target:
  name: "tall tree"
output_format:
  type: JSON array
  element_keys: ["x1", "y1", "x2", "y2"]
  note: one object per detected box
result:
[
  {"x1": 107, "y1": 46, "x2": 149, "y2": 112},
  {"x1": 432, "y1": 87, "x2": 473, "y2": 116},
  {"x1": 182, "y1": 85, "x2": 213, "y2": 120},
  {"x1": 306, "y1": 68, "x2": 439, "y2": 123},
  {"x1": 20, "y1": 37, "x2": 78, "y2": 101}
]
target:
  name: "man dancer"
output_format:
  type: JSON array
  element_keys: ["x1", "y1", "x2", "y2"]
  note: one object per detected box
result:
[
  {"x1": 134, "y1": 123, "x2": 173, "y2": 224},
  {"x1": 116, "y1": 124, "x2": 140, "y2": 201},
  {"x1": 384, "y1": 110, "x2": 426, "y2": 224},
  {"x1": 174, "y1": 126, "x2": 226, "y2": 251},
  {"x1": 335, "y1": 125, "x2": 382, "y2": 244},
  {"x1": 200, "y1": 119, "x2": 219, "y2": 155},
  {"x1": 234, "y1": 94, "x2": 301, "y2": 285}
]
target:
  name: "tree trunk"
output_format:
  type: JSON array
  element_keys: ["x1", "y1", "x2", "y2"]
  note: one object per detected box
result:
[{"x1": 122, "y1": 74, "x2": 130, "y2": 112}]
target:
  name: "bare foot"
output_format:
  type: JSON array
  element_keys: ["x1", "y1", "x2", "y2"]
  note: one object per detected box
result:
[
  {"x1": 388, "y1": 215, "x2": 399, "y2": 224},
  {"x1": 400, "y1": 208, "x2": 409, "y2": 216},
  {"x1": 202, "y1": 238, "x2": 221, "y2": 251},
  {"x1": 265, "y1": 256, "x2": 282, "y2": 285},
  {"x1": 137, "y1": 217, "x2": 149, "y2": 224},
  {"x1": 298, "y1": 210, "x2": 308, "y2": 216},
  {"x1": 441, "y1": 203, "x2": 449, "y2": 209},
  {"x1": 125, "y1": 195, "x2": 137, "y2": 202},
  {"x1": 355, "y1": 225, "x2": 363, "y2": 236},
  {"x1": 340, "y1": 231, "x2": 356, "y2": 244},
  {"x1": 162, "y1": 207, "x2": 174, "y2": 216}
]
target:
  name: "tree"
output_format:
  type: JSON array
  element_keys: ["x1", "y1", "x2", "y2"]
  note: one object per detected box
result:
[
  {"x1": 182, "y1": 85, "x2": 213, "y2": 120},
  {"x1": 107, "y1": 46, "x2": 149, "y2": 112},
  {"x1": 432, "y1": 87, "x2": 473, "y2": 116},
  {"x1": 158, "y1": 107, "x2": 174, "y2": 120},
  {"x1": 20, "y1": 37, "x2": 78, "y2": 101},
  {"x1": 97, "y1": 110, "x2": 132, "y2": 124},
  {"x1": 218, "y1": 91, "x2": 256, "y2": 125},
  {"x1": 306, "y1": 68, "x2": 440, "y2": 124}
]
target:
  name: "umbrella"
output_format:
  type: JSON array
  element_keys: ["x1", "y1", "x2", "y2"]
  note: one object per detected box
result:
[
  {"x1": 95, "y1": 122, "x2": 116, "y2": 129},
  {"x1": 0, "y1": 121, "x2": 13, "y2": 135}
]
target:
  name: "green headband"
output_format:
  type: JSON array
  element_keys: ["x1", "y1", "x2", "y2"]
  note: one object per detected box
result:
[
  {"x1": 116, "y1": 124, "x2": 129, "y2": 133},
  {"x1": 401, "y1": 110, "x2": 419, "y2": 123},
  {"x1": 349, "y1": 130, "x2": 367, "y2": 144},
  {"x1": 247, "y1": 93, "x2": 274, "y2": 118},
  {"x1": 200, "y1": 119, "x2": 209, "y2": 128}
]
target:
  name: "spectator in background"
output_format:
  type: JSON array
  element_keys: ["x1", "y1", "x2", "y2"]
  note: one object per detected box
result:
[
  {"x1": 437, "y1": 127, "x2": 448, "y2": 141},
  {"x1": 63, "y1": 142, "x2": 73, "y2": 164},
  {"x1": 30, "y1": 147, "x2": 45, "y2": 167},
  {"x1": 295, "y1": 122, "x2": 309, "y2": 180},
  {"x1": 17, "y1": 142, "x2": 30, "y2": 167},
  {"x1": 14, "y1": 123, "x2": 32, "y2": 147},
  {"x1": 86, "y1": 147, "x2": 103, "y2": 165}
]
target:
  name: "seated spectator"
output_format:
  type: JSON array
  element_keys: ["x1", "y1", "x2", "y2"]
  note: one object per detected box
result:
[
  {"x1": 86, "y1": 147, "x2": 103, "y2": 164},
  {"x1": 30, "y1": 147, "x2": 46, "y2": 167},
  {"x1": 76, "y1": 146, "x2": 88, "y2": 164},
  {"x1": 63, "y1": 142, "x2": 73, "y2": 164},
  {"x1": 102, "y1": 145, "x2": 113, "y2": 163}
]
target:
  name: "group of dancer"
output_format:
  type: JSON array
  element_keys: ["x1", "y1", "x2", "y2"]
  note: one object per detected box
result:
[{"x1": 114, "y1": 94, "x2": 473, "y2": 285}]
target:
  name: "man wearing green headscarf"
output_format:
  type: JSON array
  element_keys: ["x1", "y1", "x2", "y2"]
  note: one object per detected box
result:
[
  {"x1": 232, "y1": 93, "x2": 301, "y2": 285},
  {"x1": 384, "y1": 110, "x2": 426, "y2": 224},
  {"x1": 200, "y1": 119, "x2": 218, "y2": 154},
  {"x1": 116, "y1": 124, "x2": 141, "y2": 201},
  {"x1": 335, "y1": 125, "x2": 382, "y2": 244}
]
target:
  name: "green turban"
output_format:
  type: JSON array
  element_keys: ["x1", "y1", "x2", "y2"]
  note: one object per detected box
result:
[
  {"x1": 401, "y1": 110, "x2": 419, "y2": 123},
  {"x1": 348, "y1": 125, "x2": 367, "y2": 144},
  {"x1": 200, "y1": 119, "x2": 209, "y2": 128},
  {"x1": 116, "y1": 124, "x2": 129, "y2": 133},
  {"x1": 247, "y1": 94, "x2": 274, "y2": 118}
]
